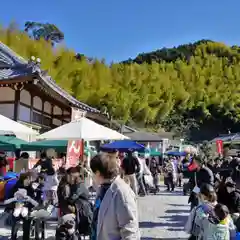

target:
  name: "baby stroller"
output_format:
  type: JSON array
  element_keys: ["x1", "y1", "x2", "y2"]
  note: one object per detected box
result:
[
  {"x1": 57, "y1": 211, "x2": 92, "y2": 240},
  {"x1": 4, "y1": 188, "x2": 44, "y2": 240},
  {"x1": 30, "y1": 203, "x2": 55, "y2": 240},
  {"x1": 4, "y1": 188, "x2": 54, "y2": 240},
  {"x1": 56, "y1": 214, "x2": 81, "y2": 240}
]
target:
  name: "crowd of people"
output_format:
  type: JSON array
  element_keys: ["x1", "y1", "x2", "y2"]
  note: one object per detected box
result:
[
  {"x1": 2, "y1": 147, "x2": 240, "y2": 240},
  {"x1": 182, "y1": 153, "x2": 240, "y2": 239},
  {"x1": 3, "y1": 152, "x2": 141, "y2": 240}
]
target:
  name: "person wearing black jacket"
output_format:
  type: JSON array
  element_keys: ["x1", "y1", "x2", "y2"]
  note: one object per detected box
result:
[
  {"x1": 176, "y1": 160, "x2": 183, "y2": 187},
  {"x1": 58, "y1": 167, "x2": 90, "y2": 216},
  {"x1": 213, "y1": 158, "x2": 222, "y2": 174},
  {"x1": 189, "y1": 157, "x2": 214, "y2": 188},
  {"x1": 5, "y1": 173, "x2": 37, "y2": 240},
  {"x1": 225, "y1": 181, "x2": 240, "y2": 214},
  {"x1": 121, "y1": 151, "x2": 140, "y2": 195},
  {"x1": 188, "y1": 156, "x2": 214, "y2": 209},
  {"x1": 216, "y1": 178, "x2": 229, "y2": 207},
  {"x1": 66, "y1": 166, "x2": 92, "y2": 236},
  {"x1": 230, "y1": 157, "x2": 240, "y2": 182},
  {"x1": 220, "y1": 156, "x2": 234, "y2": 179},
  {"x1": 33, "y1": 152, "x2": 53, "y2": 173},
  {"x1": 32, "y1": 174, "x2": 45, "y2": 203}
]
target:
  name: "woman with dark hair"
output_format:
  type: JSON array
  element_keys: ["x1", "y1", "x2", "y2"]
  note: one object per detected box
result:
[
  {"x1": 185, "y1": 183, "x2": 217, "y2": 239},
  {"x1": 33, "y1": 152, "x2": 53, "y2": 173},
  {"x1": 0, "y1": 152, "x2": 8, "y2": 176},
  {"x1": 5, "y1": 172, "x2": 37, "y2": 240},
  {"x1": 33, "y1": 152, "x2": 58, "y2": 204},
  {"x1": 90, "y1": 153, "x2": 140, "y2": 240}
]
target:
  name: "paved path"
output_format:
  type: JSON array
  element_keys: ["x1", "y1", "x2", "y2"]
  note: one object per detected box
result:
[
  {"x1": 0, "y1": 186, "x2": 190, "y2": 239},
  {"x1": 138, "y1": 186, "x2": 190, "y2": 240}
]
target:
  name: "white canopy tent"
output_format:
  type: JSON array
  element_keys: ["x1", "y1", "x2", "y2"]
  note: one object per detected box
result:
[
  {"x1": 0, "y1": 114, "x2": 37, "y2": 140},
  {"x1": 38, "y1": 117, "x2": 128, "y2": 141}
]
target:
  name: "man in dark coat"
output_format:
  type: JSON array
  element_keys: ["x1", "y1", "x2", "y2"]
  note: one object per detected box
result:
[
  {"x1": 189, "y1": 156, "x2": 214, "y2": 188},
  {"x1": 220, "y1": 156, "x2": 234, "y2": 179},
  {"x1": 225, "y1": 181, "x2": 240, "y2": 214},
  {"x1": 33, "y1": 152, "x2": 53, "y2": 173},
  {"x1": 121, "y1": 151, "x2": 140, "y2": 194},
  {"x1": 188, "y1": 156, "x2": 214, "y2": 209}
]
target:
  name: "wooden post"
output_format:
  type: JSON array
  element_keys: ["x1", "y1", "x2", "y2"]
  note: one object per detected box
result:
[
  {"x1": 30, "y1": 94, "x2": 33, "y2": 123},
  {"x1": 13, "y1": 89, "x2": 20, "y2": 121}
]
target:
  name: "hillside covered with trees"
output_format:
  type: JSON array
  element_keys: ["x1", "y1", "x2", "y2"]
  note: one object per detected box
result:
[{"x1": 1, "y1": 23, "x2": 240, "y2": 141}]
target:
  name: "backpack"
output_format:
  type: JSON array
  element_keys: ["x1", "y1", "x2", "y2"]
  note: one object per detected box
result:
[
  {"x1": 76, "y1": 198, "x2": 93, "y2": 235},
  {"x1": 191, "y1": 203, "x2": 215, "y2": 236}
]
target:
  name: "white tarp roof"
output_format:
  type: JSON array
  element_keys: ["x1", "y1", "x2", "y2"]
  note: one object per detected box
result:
[
  {"x1": 38, "y1": 117, "x2": 128, "y2": 141},
  {"x1": 0, "y1": 114, "x2": 37, "y2": 136}
]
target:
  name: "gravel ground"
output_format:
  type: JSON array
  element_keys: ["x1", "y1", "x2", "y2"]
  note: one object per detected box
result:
[
  {"x1": 139, "y1": 185, "x2": 190, "y2": 240},
  {"x1": 0, "y1": 212, "x2": 58, "y2": 240},
  {"x1": 0, "y1": 185, "x2": 190, "y2": 239}
]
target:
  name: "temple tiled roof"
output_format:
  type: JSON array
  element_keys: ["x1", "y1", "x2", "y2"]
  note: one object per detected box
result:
[
  {"x1": 0, "y1": 68, "x2": 32, "y2": 79},
  {"x1": 0, "y1": 42, "x2": 99, "y2": 113}
]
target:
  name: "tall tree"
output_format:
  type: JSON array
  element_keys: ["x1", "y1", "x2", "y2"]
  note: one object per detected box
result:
[
  {"x1": 24, "y1": 21, "x2": 64, "y2": 46},
  {"x1": 3, "y1": 25, "x2": 240, "y2": 140}
]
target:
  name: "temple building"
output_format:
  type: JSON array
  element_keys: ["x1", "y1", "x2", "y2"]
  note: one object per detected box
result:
[{"x1": 0, "y1": 42, "x2": 109, "y2": 138}]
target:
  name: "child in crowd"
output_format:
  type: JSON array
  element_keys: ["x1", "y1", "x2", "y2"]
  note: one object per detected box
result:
[
  {"x1": 204, "y1": 203, "x2": 235, "y2": 240},
  {"x1": 185, "y1": 183, "x2": 217, "y2": 240}
]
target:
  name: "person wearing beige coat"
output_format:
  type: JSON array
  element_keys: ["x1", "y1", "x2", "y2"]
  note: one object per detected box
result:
[{"x1": 90, "y1": 153, "x2": 140, "y2": 240}]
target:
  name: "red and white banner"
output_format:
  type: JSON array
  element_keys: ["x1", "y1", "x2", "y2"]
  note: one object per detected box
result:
[
  {"x1": 66, "y1": 108, "x2": 85, "y2": 168},
  {"x1": 216, "y1": 140, "x2": 223, "y2": 154}
]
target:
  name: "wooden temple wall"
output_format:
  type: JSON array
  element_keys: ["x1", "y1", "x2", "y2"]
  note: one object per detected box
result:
[{"x1": 0, "y1": 87, "x2": 71, "y2": 132}]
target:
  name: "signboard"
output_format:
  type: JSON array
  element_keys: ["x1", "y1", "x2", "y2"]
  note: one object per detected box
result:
[
  {"x1": 66, "y1": 108, "x2": 86, "y2": 168},
  {"x1": 216, "y1": 140, "x2": 223, "y2": 155}
]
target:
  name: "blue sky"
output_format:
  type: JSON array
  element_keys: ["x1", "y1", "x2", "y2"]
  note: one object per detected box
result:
[{"x1": 1, "y1": 0, "x2": 240, "y2": 62}]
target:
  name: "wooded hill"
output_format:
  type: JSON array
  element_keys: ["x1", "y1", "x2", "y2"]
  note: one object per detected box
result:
[{"x1": 1, "y1": 24, "x2": 240, "y2": 141}]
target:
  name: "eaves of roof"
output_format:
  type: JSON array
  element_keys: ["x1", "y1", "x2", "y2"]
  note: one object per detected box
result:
[{"x1": 0, "y1": 42, "x2": 100, "y2": 113}]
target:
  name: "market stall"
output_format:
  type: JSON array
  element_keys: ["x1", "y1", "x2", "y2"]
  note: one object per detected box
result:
[
  {"x1": 0, "y1": 114, "x2": 37, "y2": 138},
  {"x1": 38, "y1": 117, "x2": 128, "y2": 141},
  {"x1": 101, "y1": 140, "x2": 145, "y2": 152}
]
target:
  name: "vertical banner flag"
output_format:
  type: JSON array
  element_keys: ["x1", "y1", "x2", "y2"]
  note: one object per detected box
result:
[
  {"x1": 66, "y1": 108, "x2": 86, "y2": 168},
  {"x1": 216, "y1": 140, "x2": 223, "y2": 155}
]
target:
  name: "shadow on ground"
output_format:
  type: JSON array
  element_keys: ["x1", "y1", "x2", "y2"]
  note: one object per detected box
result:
[
  {"x1": 158, "y1": 213, "x2": 189, "y2": 232},
  {"x1": 141, "y1": 237, "x2": 160, "y2": 239},
  {"x1": 168, "y1": 203, "x2": 188, "y2": 207},
  {"x1": 140, "y1": 209, "x2": 188, "y2": 233},
  {"x1": 165, "y1": 209, "x2": 189, "y2": 214},
  {"x1": 157, "y1": 191, "x2": 184, "y2": 197},
  {"x1": 141, "y1": 238, "x2": 188, "y2": 240}
]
